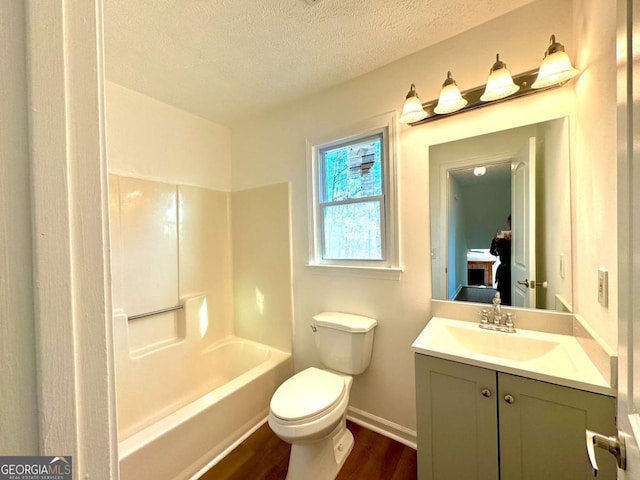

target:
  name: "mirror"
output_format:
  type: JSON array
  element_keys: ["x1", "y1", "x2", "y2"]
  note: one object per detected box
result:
[{"x1": 429, "y1": 117, "x2": 572, "y2": 312}]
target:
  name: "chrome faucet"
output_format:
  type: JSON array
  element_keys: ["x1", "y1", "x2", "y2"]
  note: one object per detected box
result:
[{"x1": 479, "y1": 292, "x2": 516, "y2": 333}]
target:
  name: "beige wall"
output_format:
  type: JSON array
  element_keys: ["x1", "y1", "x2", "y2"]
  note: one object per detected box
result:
[
  {"x1": 106, "y1": 81, "x2": 232, "y2": 191},
  {"x1": 229, "y1": 0, "x2": 617, "y2": 434},
  {"x1": 0, "y1": 0, "x2": 39, "y2": 455},
  {"x1": 572, "y1": 0, "x2": 618, "y2": 346},
  {"x1": 4, "y1": 1, "x2": 118, "y2": 472},
  {"x1": 231, "y1": 183, "x2": 294, "y2": 352},
  {"x1": 539, "y1": 118, "x2": 573, "y2": 311}
]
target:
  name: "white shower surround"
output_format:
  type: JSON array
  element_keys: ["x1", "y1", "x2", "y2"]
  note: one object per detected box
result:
[{"x1": 115, "y1": 296, "x2": 292, "y2": 480}]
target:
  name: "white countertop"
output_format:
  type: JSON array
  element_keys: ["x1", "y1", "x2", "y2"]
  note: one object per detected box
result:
[{"x1": 412, "y1": 317, "x2": 614, "y2": 396}]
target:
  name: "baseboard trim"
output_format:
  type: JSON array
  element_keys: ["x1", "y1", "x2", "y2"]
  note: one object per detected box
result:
[{"x1": 347, "y1": 406, "x2": 417, "y2": 450}]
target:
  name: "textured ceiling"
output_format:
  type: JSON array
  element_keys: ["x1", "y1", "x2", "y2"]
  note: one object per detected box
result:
[{"x1": 104, "y1": 0, "x2": 536, "y2": 125}]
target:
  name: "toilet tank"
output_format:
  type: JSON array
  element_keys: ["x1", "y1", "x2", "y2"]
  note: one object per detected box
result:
[{"x1": 313, "y1": 312, "x2": 377, "y2": 375}]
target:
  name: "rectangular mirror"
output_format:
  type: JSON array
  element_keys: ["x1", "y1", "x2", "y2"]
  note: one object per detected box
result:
[{"x1": 429, "y1": 117, "x2": 572, "y2": 312}]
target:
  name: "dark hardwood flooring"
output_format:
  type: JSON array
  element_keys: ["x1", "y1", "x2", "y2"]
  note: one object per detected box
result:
[{"x1": 199, "y1": 420, "x2": 417, "y2": 480}]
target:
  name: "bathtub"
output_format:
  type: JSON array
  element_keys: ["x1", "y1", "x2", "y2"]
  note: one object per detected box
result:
[{"x1": 114, "y1": 297, "x2": 292, "y2": 480}]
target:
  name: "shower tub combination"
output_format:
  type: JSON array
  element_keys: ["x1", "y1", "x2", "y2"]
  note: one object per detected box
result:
[{"x1": 114, "y1": 295, "x2": 292, "y2": 480}]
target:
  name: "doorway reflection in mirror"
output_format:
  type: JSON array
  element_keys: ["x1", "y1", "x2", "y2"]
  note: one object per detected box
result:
[{"x1": 429, "y1": 117, "x2": 572, "y2": 312}]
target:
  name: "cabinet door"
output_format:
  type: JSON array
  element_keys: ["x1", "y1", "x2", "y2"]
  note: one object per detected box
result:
[
  {"x1": 498, "y1": 373, "x2": 617, "y2": 480},
  {"x1": 415, "y1": 355, "x2": 499, "y2": 480}
]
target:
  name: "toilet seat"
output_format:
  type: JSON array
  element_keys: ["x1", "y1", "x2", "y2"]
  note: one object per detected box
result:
[{"x1": 270, "y1": 367, "x2": 346, "y2": 424}]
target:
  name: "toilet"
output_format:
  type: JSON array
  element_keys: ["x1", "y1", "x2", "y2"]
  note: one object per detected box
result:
[{"x1": 268, "y1": 311, "x2": 377, "y2": 480}]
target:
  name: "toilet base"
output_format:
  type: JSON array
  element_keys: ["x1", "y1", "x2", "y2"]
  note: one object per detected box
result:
[{"x1": 285, "y1": 422, "x2": 354, "y2": 480}]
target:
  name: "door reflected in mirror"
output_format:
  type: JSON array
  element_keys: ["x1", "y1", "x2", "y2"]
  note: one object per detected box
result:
[{"x1": 429, "y1": 117, "x2": 572, "y2": 312}]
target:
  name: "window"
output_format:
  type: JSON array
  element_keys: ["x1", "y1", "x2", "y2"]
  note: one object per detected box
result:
[
  {"x1": 308, "y1": 113, "x2": 399, "y2": 272},
  {"x1": 320, "y1": 134, "x2": 384, "y2": 260}
]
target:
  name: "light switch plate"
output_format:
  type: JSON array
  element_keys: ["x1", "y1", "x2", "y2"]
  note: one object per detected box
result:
[{"x1": 598, "y1": 268, "x2": 608, "y2": 307}]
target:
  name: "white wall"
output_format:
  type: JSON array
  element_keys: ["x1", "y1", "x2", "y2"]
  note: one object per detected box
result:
[
  {"x1": 106, "y1": 81, "x2": 232, "y2": 191},
  {"x1": 572, "y1": 0, "x2": 618, "y2": 347},
  {"x1": 0, "y1": 0, "x2": 39, "y2": 455},
  {"x1": 105, "y1": 83, "x2": 293, "y2": 369},
  {"x1": 539, "y1": 118, "x2": 573, "y2": 310},
  {"x1": 231, "y1": 184, "x2": 294, "y2": 353},
  {"x1": 24, "y1": 0, "x2": 118, "y2": 474},
  {"x1": 230, "y1": 0, "x2": 586, "y2": 435}
]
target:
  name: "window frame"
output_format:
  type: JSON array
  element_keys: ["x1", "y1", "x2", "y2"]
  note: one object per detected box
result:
[
  {"x1": 307, "y1": 112, "x2": 400, "y2": 273},
  {"x1": 318, "y1": 132, "x2": 386, "y2": 261}
]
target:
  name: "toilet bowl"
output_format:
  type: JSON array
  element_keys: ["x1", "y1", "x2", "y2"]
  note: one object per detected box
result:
[
  {"x1": 268, "y1": 312, "x2": 377, "y2": 480},
  {"x1": 268, "y1": 368, "x2": 354, "y2": 480}
]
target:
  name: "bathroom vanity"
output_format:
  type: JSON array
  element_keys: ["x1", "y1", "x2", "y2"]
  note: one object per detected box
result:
[{"x1": 412, "y1": 314, "x2": 617, "y2": 480}]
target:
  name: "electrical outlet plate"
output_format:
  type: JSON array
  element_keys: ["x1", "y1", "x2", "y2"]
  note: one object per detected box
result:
[{"x1": 598, "y1": 268, "x2": 608, "y2": 307}]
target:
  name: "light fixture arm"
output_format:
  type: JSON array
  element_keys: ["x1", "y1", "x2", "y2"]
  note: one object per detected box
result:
[
  {"x1": 489, "y1": 54, "x2": 506, "y2": 72},
  {"x1": 545, "y1": 34, "x2": 566, "y2": 56},
  {"x1": 405, "y1": 83, "x2": 419, "y2": 100},
  {"x1": 442, "y1": 71, "x2": 456, "y2": 87}
]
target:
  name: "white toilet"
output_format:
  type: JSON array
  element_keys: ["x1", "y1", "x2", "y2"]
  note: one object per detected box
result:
[{"x1": 268, "y1": 311, "x2": 377, "y2": 480}]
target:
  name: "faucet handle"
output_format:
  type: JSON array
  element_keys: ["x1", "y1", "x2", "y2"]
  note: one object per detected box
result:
[
  {"x1": 480, "y1": 309, "x2": 489, "y2": 324},
  {"x1": 505, "y1": 313, "x2": 514, "y2": 330},
  {"x1": 504, "y1": 313, "x2": 516, "y2": 332}
]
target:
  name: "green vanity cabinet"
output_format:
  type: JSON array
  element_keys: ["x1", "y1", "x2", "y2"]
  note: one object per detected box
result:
[
  {"x1": 415, "y1": 354, "x2": 617, "y2": 480},
  {"x1": 415, "y1": 355, "x2": 499, "y2": 479}
]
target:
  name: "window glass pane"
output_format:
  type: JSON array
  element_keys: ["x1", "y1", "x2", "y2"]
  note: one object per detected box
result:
[
  {"x1": 322, "y1": 136, "x2": 382, "y2": 202},
  {"x1": 323, "y1": 201, "x2": 382, "y2": 260}
]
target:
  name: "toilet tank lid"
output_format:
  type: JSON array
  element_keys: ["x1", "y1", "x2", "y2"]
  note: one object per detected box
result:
[{"x1": 313, "y1": 311, "x2": 377, "y2": 333}]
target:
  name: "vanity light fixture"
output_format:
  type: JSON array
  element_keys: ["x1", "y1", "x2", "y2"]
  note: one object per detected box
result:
[
  {"x1": 434, "y1": 71, "x2": 468, "y2": 114},
  {"x1": 531, "y1": 35, "x2": 579, "y2": 88},
  {"x1": 480, "y1": 54, "x2": 520, "y2": 102},
  {"x1": 399, "y1": 84, "x2": 428, "y2": 123},
  {"x1": 399, "y1": 33, "x2": 579, "y2": 126},
  {"x1": 473, "y1": 166, "x2": 487, "y2": 177}
]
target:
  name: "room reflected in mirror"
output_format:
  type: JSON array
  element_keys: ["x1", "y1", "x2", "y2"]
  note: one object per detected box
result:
[{"x1": 429, "y1": 118, "x2": 573, "y2": 312}]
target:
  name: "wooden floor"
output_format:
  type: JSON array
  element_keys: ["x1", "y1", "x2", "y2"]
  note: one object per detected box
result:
[{"x1": 199, "y1": 420, "x2": 417, "y2": 480}]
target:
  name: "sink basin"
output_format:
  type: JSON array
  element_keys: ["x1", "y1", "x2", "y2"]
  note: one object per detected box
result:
[
  {"x1": 411, "y1": 316, "x2": 613, "y2": 395},
  {"x1": 436, "y1": 324, "x2": 560, "y2": 362}
]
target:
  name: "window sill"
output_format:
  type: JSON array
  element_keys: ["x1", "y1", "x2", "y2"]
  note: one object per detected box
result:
[{"x1": 305, "y1": 263, "x2": 404, "y2": 280}]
